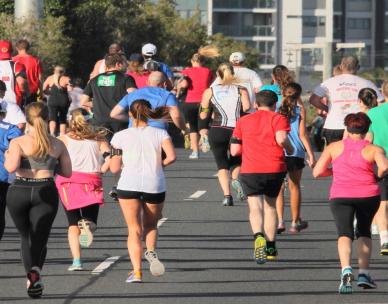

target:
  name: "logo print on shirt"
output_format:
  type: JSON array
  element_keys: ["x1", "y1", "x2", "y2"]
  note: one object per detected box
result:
[{"x1": 97, "y1": 75, "x2": 116, "y2": 87}]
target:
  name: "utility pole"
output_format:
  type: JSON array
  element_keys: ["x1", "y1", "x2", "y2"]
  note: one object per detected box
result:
[{"x1": 14, "y1": 0, "x2": 43, "y2": 19}]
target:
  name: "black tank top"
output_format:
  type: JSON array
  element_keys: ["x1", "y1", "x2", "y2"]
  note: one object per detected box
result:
[{"x1": 48, "y1": 76, "x2": 69, "y2": 107}]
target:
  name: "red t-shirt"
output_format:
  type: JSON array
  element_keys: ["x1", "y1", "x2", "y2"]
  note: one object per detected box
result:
[
  {"x1": 181, "y1": 66, "x2": 213, "y2": 103},
  {"x1": 13, "y1": 54, "x2": 42, "y2": 94},
  {"x1": 232, "y1": 110, "x2": 290, "y2": 173},
  {"x1": 127, "y1": 71, "x2": 150, "y2": 89}
]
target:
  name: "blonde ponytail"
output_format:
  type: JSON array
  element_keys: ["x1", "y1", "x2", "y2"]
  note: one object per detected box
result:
[
  {"x1": 25, "y1": 102, "x2": 51, "y2": 158},
  {"x1": 69, "y1": 108, "x2": 107, "y2": 140},
  {"x1": 191, "y1": 45, "x2": 220, "y2": 64},
  {"x1": 217, "y1": 63, "x2": 235, "y2": 85},
  {"x1": 53, "y1": 65, "x2": 65, "y2": 88}
]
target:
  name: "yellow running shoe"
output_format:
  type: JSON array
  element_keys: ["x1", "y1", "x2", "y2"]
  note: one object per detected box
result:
[
  {"x1": 254, "y1": 235, "x2": 267, "y2": 264},
  {"x1": 184, "y1": 134, "x2": 190, "y2": 150}
]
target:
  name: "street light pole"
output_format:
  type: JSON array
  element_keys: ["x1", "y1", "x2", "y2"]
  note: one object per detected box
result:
[{"x1": 14, "y1": 0, "x2": 43, "y2": 19}]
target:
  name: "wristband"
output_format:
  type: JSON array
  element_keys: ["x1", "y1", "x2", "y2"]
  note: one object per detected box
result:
[
  {"x1": 102, "y1": 152, "x2": 110, "y2": 159},
  {"x1": 230, "y1": 137, "x2": 242, "y2": 144},
  {"x1": 110, "y1": 148, "x2": 123, "y2": 157},
  {"x1": 200, "y1": 106, "x2": 210, "y2": 113}
]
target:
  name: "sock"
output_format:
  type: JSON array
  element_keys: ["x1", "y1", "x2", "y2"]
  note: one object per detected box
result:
[
  {"x1": 358, "y1": 268, "x2": 369, "y2": 276},
  {"x1": 224, "y1": 194, "x2": 232, "y2": 198},
  {"x1": 342, "y1": 266, "x2": 352, "y2": 274},
  {"x1": 266, "y1": 241, "x2": 276, "y2": 249},
  {"x1": 73, "y1": 258, "x2": 81, "y2": 265},
  {"x1": 254, "y1": 232, "x2": 264, "y2": 240},
  {"x1": 379, "y1": 230, "x2": 388, "y2": 246}
]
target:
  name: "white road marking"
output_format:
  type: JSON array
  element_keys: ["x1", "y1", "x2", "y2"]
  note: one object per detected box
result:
[
  {"x1": 184, "y1": 198, "x2": 193, "y2": 201},
  {"x1": 189, "y1": 190, "x2": 207, "y2": 199},
  {"x1": 213, "y1": 173, "x2": 218, "y2": 177},
  {"x1": 91, "y1": 256, "x2": 120, "y2": 275},
  {"x1": 157, "y1": 217, "x2": 168, "y2": 228}
]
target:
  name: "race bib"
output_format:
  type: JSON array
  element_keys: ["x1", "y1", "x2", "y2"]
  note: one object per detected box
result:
[{"x1": 97, "y1": 74, "x2": 116, "y2": 87}]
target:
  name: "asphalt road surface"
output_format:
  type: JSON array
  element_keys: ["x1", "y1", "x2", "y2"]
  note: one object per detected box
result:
[{"x1": 1, "y1": 149, "x2": 387, "y2": 304}]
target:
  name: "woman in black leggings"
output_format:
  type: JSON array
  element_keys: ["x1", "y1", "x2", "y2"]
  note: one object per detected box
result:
[{"x1": 4, "y1": 102, "x2": 71, "y2": 298}]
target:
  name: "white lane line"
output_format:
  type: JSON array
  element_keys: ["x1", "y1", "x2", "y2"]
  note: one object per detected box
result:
[
  {"x1": 91, "y1": 256, "x2": 120, "y2": 275},
  {"x1": 213, "y1": 173, "x2": 218, "y2": 177},
  {"x1": 189, "y1": 190, "x2": 207, "y2": 199},
  {"x1": 157, "y1": 217, "x2": 168, "y2": 228}
]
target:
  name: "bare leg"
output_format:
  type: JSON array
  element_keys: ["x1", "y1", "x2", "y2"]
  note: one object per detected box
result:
[
  {"x1": 276, "y1": 183, "x2": 286, "y2": 224},
  {"x1": 217, "y1": 169, "x2": 231, "y2": 196},
  {"x1": 143, "y1": 202, "x2": 164, "y2": 251},
  {"x1": 338, "y1": 236, "x2": 352, "y2": 269},
  {"x1": 288, "y1": 169, "x2": 303, "y2": 223},
  {"x1": 375, "y1": 201, "x2": 388, "y2": 245},
  {"x1": 263, "y1": 195, "x2": 277, "y2": 241},
  {"x1": 68, "y1": 226, "x2": 81, "y2": 260},
  {"x1": 230, "y1": 166, "x2": 240, "y2": 180},
  {"x1": 247, "y1": 195, "x2": 264, "y2": 234},
  {"x1": 59, "y1": 123, "x2": 67, "y2": 136},
  {"x1": 357, "y1": 237, "x2": 372, "y2": 269},
  {"x1": 49, "y1": 120, "x2": 56, "y2": 136}
]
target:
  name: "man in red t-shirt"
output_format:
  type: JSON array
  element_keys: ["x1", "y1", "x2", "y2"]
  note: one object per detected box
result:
[
  {"x1": 13, "y1": 39, "x2": 43, "y2": 104},
  {"x1": 231, "y1": 90, "x2": 293, "y2": 264},
  {"x1": 0, "y1": 40, "x2": 28, "y2": 107}
]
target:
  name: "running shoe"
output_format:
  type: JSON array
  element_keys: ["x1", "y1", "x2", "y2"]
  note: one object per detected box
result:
[
  {"x1": 68, "y1": 260, "x2": 83, "y2": 271},
  {"x1": 266, "y1": 246, "x2": 278, "y2": 261},
  {"x1": 27, "y1": 267, "x2": 43, "y2": 298},
  {"x1": 357, "y1": 273, "x2": 377, "y2": 289},
  {"x1": 145, "y1": 250, "x2": 165, "y2": 276},
  {"x1": 200, "y1": 135, "x2": 211, "y2": 153},
  {"x1": 371, "y1": 224, "x2": 379, "y2": 235},
  {"x1": 109, "y1": 186, "x2": 118, "y2": 201},
  {"x1": 338, "y1": 268, "x2": 353, "y2": 294},
  {"x1": 78, "y1": 219, "x2": 96, "y2": 248},
  {"x1": 189, "y1": 151, "x2": 199, "y2": 159},
  {"x1": 289, "y1": 219, "x2": 308, "y2": 233},
  {"x1": 277, "y1": 222, "x2": 286, "y2": 234},
  {"x1": 184, "y1": 134, "x2": 191, "y2": 150},
  {"x1": 222, "y1": 195, "x2": 233, "y2": 206},
  {"x1": 380, "y1": 243, "x2": 388, "y2": 256},
  {"x1": 254, "y1": 235, "x2": 267, "y2": 264},
  {"x1": 126, "y1": 270, "x2": 142, "y2": 283},
  {"x1": 231, "y1": 179, "x2": 247, "y2": 201}
]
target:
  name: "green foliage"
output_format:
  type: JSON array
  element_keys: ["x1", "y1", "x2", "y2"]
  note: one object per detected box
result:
[
  {"x1": 0, "y1": 0, "x2": 14, "y2": 14},
  {"x1": 359, "y1": 68, "x2": 388, "y2": 87}
]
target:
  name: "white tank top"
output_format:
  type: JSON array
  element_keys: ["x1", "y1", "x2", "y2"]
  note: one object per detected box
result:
[
  {"x1": 0, "y1": 60, "x2": 17, "y2": 103},
  {"x1": 66, "y1": 135, "x2": 101, "y2": 173},
  {"x1": 211, "y1": 84, "x2": 242, "y2": 128}
]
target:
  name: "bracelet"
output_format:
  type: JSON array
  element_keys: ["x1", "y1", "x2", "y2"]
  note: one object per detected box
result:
[
  {"x1": 200, "y1": 106, "x2": 209, "y2": 113},
  {"x1": 110, "y1": 148, "x2": 123, "y2": 157}
]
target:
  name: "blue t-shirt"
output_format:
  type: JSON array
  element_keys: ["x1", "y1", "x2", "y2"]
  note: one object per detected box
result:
[
  {"x1": 118, "y1": 86, "x2": 178, "y2": 129},
  {"x1": 0, "y1": 121, "x2": 22, "y2": 182},
  {"x1": 159, "y1": 62, "x2": 173, "y2": 79},
  {"x1": 260, "y1": 84, "x2": 282, "y2": 109}
]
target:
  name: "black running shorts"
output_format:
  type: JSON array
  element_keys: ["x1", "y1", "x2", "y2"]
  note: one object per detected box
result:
[
  {"x1": 116, "y1": 190, "x2": 166, "y2": 204},
  {"x1": 240, "y1": 172, "x2": 286, "y2": 198},
  {"x1": 285, "y1": 157, "x2": 305, "y2": 172},
  {"x1": 380, "y1": 176, "x2": 388, "y2": 201}
]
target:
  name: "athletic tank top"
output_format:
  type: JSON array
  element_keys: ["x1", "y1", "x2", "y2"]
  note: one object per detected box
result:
[
  {"x1": 20, "y1": 155, "x2": 58, "y2": 170},
  {"x1": 286, "y1": 106, "x2": 305, "y2": 158},
  {"x1": 48, "y1": 76, "x2": 69, "y2": 107},
  {"x1": 0, "y1": 60, "x2": 17, "y2": 104},
  {"x1": 330, "y1": 138, "x2": 380, "y2": 199},
  {"x1": 210, "y1": 84, "x2": 242, "y2": 128},
  {"x1": 66, "y1": 135, "x2": 101, "y2": 173}
]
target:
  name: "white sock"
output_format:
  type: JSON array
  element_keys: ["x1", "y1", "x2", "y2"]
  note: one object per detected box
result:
[
  {"x1": 342, "y1": 266, "x2": 352, "y2": 273},
  {"x1": 358, "y1": 268, "x2": 369, "y2": 276},
  {"x1": 379, "y1": 230, "x2": 388, "y2": 246}
]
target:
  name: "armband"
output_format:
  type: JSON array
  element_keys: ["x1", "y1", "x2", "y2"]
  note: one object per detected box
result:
[
  {"x1": 200, "y1": 106, "x2": 210, "y2": 113},
  {"x1": 110, "y1": 148, "x2": 123, "y2": 157},
  {"x1": 102, "y1": 152, "x2": 110, "y2": 159},
  {"x1": 230, "y1": 137, "x2": 242, "y2": 144}
]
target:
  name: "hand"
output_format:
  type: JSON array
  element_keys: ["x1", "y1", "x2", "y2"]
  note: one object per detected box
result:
[{"x1": 306, "y1": 155, "x2": 316, "y2": 169}]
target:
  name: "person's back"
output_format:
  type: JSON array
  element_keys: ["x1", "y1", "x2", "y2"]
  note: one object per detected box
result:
[
  {"x1": 234, "y1": 66, "x2": 262, "y2": 109},
  {"x1": 65, "y1": 136, "x2": 100, "y2": 173},
  {"x1": 181, "y1": 66, "x2": 212, "y2": 103},
  {"x1": 368, "y1": 103, "x2": 388, "y2": 155},
  {"x1": 211, "y1": 84, "x2": 242, "y2": 128}
]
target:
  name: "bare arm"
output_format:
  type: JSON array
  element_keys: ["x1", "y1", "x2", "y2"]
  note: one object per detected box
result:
[
  {"x1": 99, "y1": 141, "x2": 111, "y2": 173},
  {"x1": 127, "y1": 87, "x2": 136, "y2": 93},
  {"x1": 161, "y1": 138, "x2": 176, "y2": 167},
  {"x1": 275, "y1": 130, "x2": 294, "y2": 155},
  {"x1": 110, "y1": 104, "x2": 129, "y2": 122},
  {"x1": 309, "y1": 94, "x2": 328, "y2": 112},
  {"x1": 230, "y1": 143, "x2": 242, "y2": 156},
  {"x1": 110, "y1": 154, "x2": 122, "y2": 174},
  {"x1": 199, "y1": 88, "x2": 212, "y2": 120},
  {"x1": 365, "y1": 132, "x2": 373, "y2": 143},
  {"x1": 16, "y1": 75, "x2": 29, "y2": 98},
  {"x1": 4, "y1": 140, "x2": 22, "y2": 173},
  {"x1": 312, "y1": 146, "x2": 333, "y2": 178},
  {"x1": 240, "y1": 88, "x2": 251, "y2": 112},
  {"x1": 299, "y1": 107, "x2": 315, "y2": 167},
  {"x1": 169, "y1": 105, "x2": 187, "y2": 132},
  {"x1": 57, "y1": 141, "x2": 72, "y2": 178},
  {"x1": 80, "y1": 94, "x2": 93, "y2": 111},
  {"x1": 374, "y1": 147, "x2": 388, "y2": 178},
  {"x1": 90, "y1": 60, "x2": 102, "y2": 80}
]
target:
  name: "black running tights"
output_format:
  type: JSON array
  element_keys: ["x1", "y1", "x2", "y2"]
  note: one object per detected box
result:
[
  {"x1": 6, "y1": 179, "x2": 58, "y2": 273},
  {"x1": 0, "y1": 182, "x2": 10, "y2": 240}
]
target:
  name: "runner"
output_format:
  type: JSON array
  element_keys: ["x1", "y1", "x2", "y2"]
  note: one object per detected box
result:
[
  {"x1": 366, "y1": 83, "x2": 388, "y2": 255},
  {"x1": 110, "y1": 71, "x2": 187, "y2": 133},
  {"x1": 0, "y1": 91, "x2": 22, "y2": 241},
  {"x1": 68, "y1": 78, "x2": 84, "y2": 114},
  {"x1": 358, "y1": 88, "x2": 378, "y2": 113},
  {"x1": 200, "y1": 63, "x2": 250, "y2": 206},
  {"x1": 90, "y1": 43, "x2": 123, "y2": 79},
  {"x1": 276, "y1": 83, "x2": 315, "y2": 234},
  {"x1": 13, "y1": 39, "x2": 43, "y2": 104},
  {"x1": 0, "y1": 80, "x2": 26, "y2": 129},
  {"x1": 0, "y1": 40, "x2": 29, "y2": 107},
  {"x1": 177, "y1": 46, "x2": 218, "y2": 158},
  {"x1": 313, "y1": 112, "x2": 388, "y2": 294},
  {"x1": 81, "y1": 53, "x2": 137, "y2": 141},
  {"x1": 230, "y1": 90, "x2": 293, "y2": 263},
  {"x1": 127, "y1": 53, "x2": 150, "y2": 89},
  {"x1": 309, "y1": 56, "x2": 383, "y2": 144},
  {"x1": 4, "y1": 102, "x2": 71, "y2": 298},
  {"x1": 56, "y1": 108, "x2": 110, "y2": 271},
  {"x1": 110, "y1": 99, "x2": 175, "y2": 283},
  {"x1": 42, "y1": 66, "x2": 72, "y2": 136},
  {"x1": 141, "y1": 43, "x2": 174, "y2": 89}
]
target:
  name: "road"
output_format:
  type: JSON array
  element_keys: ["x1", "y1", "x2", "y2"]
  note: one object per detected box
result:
[{"x1": 1, "y1": 149, "x2": 387, "y2": 304}]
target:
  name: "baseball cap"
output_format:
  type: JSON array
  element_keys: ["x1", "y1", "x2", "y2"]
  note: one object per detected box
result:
[
  {"x1": 129, "y1": 53, "x2": 144, "y2": 62},
  {"x1": 0, "y1": 40, "x2": 12, "y2": 60},
  {"x1": 142, "y1": 43, "x2": 157, "y2": 56},
  {"x1": 229, "y1": 52, "x2": 245, "y2": 64}
]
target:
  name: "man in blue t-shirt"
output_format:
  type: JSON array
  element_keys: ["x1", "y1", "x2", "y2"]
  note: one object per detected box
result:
[{"x1": 111, "y1": 71, "x2": 187, "y2": 132}]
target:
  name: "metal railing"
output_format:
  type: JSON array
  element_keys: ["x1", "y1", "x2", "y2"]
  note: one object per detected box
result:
[
  {"x1": 213, "y1": 25, "x2": 274, "y2": 36},
  {"x1": 213, "y1": 0, "x2": 276, "y2": 9}
]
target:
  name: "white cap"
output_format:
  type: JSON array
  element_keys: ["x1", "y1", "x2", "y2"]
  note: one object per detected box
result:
[
  {"x1": 142, "y1": 43, "x2": 157, "y2": 56},
  {"x1": 229, "y1": 52, "x2": 245, "y2": 64}
]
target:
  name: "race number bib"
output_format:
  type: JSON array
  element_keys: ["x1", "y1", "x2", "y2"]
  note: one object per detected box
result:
[{"x1": 97, "y1": 74, "x2": 116, "y2": 87}]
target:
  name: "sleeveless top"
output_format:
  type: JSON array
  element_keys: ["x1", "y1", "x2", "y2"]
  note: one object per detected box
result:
[
  {"x1": 0, "y1": 60, "x2": 17, "y2": 104},
  {"x1": 210, "y1": 84, "x2": 242, "y2": 128},
  {"x1": 330, "y1": 138, "x2": 380, "y2": 199},
  {"x1": 20, "y1": 155, "x2": 58, "y2": 170},
  {"x1": 286, "y1": 106, "x2": 305, "y2": 158},
  {"x1": 48, "y1": 76, "x2": 69, "y2": 107},
  {"x1": 66, "y1": 135, "x2": 101, "y2": 173}
]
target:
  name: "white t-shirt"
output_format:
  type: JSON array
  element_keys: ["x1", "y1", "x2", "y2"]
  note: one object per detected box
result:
[
  {"x1": 68, "y1": 87, "x2": 84, "y2": 113},
  {"x1": 110, "y1": 126, "x2": 170, "y2": 193},
  {"x1": 314, "y1": 74, "x2": 383, "y2": 130},
  {"x1": 0, "y1": 100, "x2": 26, "y2": 126}
]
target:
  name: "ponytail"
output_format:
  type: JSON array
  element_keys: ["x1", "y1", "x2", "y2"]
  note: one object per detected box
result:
[
  {"x1": 278, "y1": 82, "x2": 302, "y2": 118},
  {"x1": 358, "y1": 87, "x2": 378, "y2": 109},
  {"x1": 25, "y1": 102, "x2": 51, "y2": 158},
  {"x1": 129, "y1": 99, "x2": 170, "y2": 127},
  {"x1": 272, "y1": 65, "x2": 294, "y2": 91},
  {"x1": 191, "y1": 45, "x2": 220, "y2": 64},
  {"x1": 217, "y1": 63, "x2": 235, "y2": 85}
]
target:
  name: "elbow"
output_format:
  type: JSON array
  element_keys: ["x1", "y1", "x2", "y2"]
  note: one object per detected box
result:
[
  {"x1": 110, "y1": 164, "x2": 121, "y2": 174},
  {"x1": 312, "y1": 169, "x2": 319, "y2": 178},
  {"x1": 61, "y1": 169, "x2": 72, "y2": 178}
]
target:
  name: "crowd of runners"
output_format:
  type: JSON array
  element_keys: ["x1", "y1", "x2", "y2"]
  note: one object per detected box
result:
[{"x1": 0, "y1": 38, "x2": 387, "y2": 298}]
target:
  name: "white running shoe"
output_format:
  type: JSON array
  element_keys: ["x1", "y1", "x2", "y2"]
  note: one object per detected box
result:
[
  {"x1": 145, "y1": 250, "x2": 165, "y2": 276},
  {"x1": 189, "y1": 151, "x2": 199, "y2": 159},
  {"x1": 78, "y1": 219, "x2": 96, "y2": 248}
]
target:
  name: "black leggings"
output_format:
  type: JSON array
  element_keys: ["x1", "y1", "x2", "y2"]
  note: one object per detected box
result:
[
  {"x1": 6, "y1": 179, "x2": 59, "y2": 273},
  {"x1": 330, "y1": 196, "x2": 380, "y2": 240},
  {"x1": 208, "y1": 127, "x2": 241, "y2": 170},
  {"x1": 182, "y1": 102, "x2": 200, "y2": 133},
  {"x1": 0, "y1": 182, "x2": 10, "y2": 241}
]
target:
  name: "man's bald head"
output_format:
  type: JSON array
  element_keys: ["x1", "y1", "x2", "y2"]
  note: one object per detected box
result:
[{"x1": 147, "y1": 71, "x2": 166, "y2": 87}]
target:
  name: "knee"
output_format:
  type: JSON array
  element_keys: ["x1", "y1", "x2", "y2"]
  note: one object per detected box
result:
[
  {"x1": 68, "y1": 225, "x2": 80, "y2": 235},
  {"x1": 128, "y1": 226, "x2": 143, "y2": 238}
]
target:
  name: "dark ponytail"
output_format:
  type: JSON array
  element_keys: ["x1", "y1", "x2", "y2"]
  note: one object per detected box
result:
[
  {"x1": 129, "y1": 99, "x2": 170, "y2": 126},
  {"x1": 358, "y1": 88, "x2": 378, "y2": 109},
  {"x1": 278, "y1": 82, "x2": 302, "y2": 118}
]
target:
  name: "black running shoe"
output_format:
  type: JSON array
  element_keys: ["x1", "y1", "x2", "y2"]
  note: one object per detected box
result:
[
  {"x1": 109, "y1": 186, "x2": 118, "y2": 201},
  {"x1": 266, "y1": 246, "x2": 278, "y2": 261},
  {"x1": 222, "y1": 196, "x2": 233, "y2": 206},
  {"x1": 27, "y1": 268, "x2": 43, "y2": 298}
]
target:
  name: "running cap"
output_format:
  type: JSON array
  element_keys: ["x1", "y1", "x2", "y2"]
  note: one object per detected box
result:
[
  {"x1": 129, "y1": 53, "x2": 143, "y2": 62},
  {"x1": 0, "y1": 40, "x2": 12, "y2": 60},
  {"x1": 142, "y1": 43, "x2": 157, "y2": 56},
  {"x1": 229, "y1": 52, "x2": 245, "y2": 64}
]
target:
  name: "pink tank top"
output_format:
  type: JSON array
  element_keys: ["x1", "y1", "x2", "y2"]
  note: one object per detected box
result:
[{"x1": 330, "y1": 138, "x2": 380, "y2": 199}]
